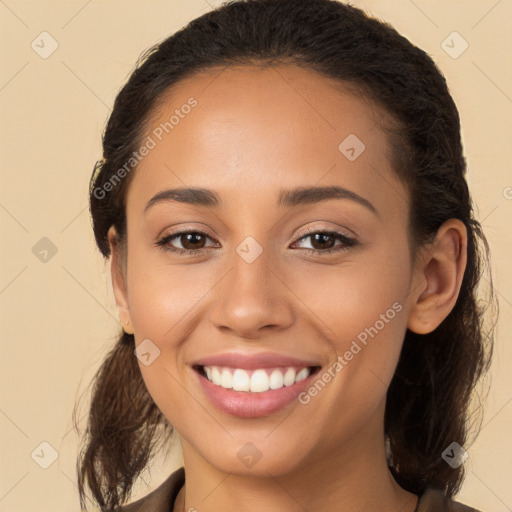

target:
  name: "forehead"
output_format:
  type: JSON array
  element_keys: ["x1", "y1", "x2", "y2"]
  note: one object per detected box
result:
[{"x1": 126, "y1": 64, "x2": 407, "y2": 218}]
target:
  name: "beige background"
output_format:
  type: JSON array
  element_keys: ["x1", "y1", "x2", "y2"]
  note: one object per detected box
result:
[{"x1": 0, "y1": 0, "x2": 510, "y2": 511}]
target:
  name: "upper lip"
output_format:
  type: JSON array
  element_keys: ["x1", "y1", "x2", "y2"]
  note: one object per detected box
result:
[{"x1": 192, "y1": 352, "x2": 321, "y2": 370}]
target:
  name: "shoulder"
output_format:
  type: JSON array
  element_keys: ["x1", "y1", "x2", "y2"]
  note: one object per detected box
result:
[
  {"x1": 116, "y1": 467, "x2": 185, "y2": 512},
  {"x1": 417, "y1": 488, "x2": 483, "y2": 512}
]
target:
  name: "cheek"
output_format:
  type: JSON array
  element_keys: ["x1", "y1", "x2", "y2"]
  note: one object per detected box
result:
[
  {"x1": 291, "y1": 248, "x2": 410, "y2": 340},
  {"x1": 291, "y1": 248, "x2": 411, "y2": 397},
  {"x1": 137, "y1": 358, "x2": 201, "y2": 441},
  {"x1": 125, "y1": 249, "x2": 216, "y2": 342}
]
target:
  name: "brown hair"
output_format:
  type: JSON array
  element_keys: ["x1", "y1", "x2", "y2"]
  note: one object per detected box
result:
[{"x1": 75, "y1": 0, "x2": 496, "y2": 509}]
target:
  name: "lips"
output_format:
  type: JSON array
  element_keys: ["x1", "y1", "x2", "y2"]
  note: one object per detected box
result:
[
  {"x1": 191, "y1": 352, "x2": 322, "y2": 418},
  {"x1": 192, "y1": 351, "x2": 321, "y2": 370}
]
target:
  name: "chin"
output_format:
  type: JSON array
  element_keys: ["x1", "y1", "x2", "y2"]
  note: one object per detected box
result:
[{"x1": 196, "y1": 438, "x2": 311, "y2": 477}]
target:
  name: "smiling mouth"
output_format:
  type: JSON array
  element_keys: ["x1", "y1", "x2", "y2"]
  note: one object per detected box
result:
[{"x1": 193, "y1": 364, "x2": 321, "y2": 393}]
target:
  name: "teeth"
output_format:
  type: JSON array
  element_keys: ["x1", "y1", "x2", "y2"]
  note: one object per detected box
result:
[
  {"x1": 295, "y1": 367, "x2": 309, "y2": 382},
  {"x1": 221, "y1": 369, "x2": 233, "y2": 388},
  {"x1": 250, "y1": 369, "x2": 269, "y2": 393},
  {"x1": 202, "y1": 366, "x2": 312, "y2": 392},
  {"x1": 283, "y1": 368, "x2": 296, "y2": 386},
  {"x1": 211, "y1": 367, "x2": 221, "y2": 386},
  {"x1": 232, "y1": 369, "x2": 250, "y2": 391},
  {"x1": 269, "y1": 369, "x2": 284, "y2": 389}
]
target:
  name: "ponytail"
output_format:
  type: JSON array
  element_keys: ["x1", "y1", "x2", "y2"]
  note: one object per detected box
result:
[{"x1": 75, "y1": 331, "x2": 172, "y2": 510}]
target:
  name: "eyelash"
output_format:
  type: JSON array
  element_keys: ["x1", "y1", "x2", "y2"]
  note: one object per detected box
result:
[{"x1": 155, "y1": 227, "x2": 358, "y2": 257}]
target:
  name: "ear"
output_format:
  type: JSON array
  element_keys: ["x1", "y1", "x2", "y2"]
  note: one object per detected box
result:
[
  {"x1": 107, "y1": 225, "x2": 133, "y2": 335},
  {"x1": 407, "y1": 219, "x2": 467, "y2": 334}
]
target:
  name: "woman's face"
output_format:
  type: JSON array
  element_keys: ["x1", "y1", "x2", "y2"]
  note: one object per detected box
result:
[{"x1": 113, "y1": 64, "x2": 424, "y2": 476}]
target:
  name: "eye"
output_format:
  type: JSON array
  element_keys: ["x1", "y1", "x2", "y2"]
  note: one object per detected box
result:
[
  {"x1": 155, "y1": 227, "x2": 358, "y2": 256},
  {"x1": 291, "y1": 229, "x2": 358, "y2": 256},
  {"x1": 155, "y1": 229, "x2": 218, "y2": 255}
]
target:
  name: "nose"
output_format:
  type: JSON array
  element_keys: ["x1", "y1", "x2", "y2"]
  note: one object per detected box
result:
[{"x1": 208, "y1": 250, "x2": 295, "y2": 339}]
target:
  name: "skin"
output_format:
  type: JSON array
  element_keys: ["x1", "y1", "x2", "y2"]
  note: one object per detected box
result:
[{"x1": 108, "y1": 64, "x2": 467, "y2": 512}]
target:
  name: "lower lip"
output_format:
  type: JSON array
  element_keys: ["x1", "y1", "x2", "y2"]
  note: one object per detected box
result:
[{"x1": 193, "y1": 367, "x2": 319, "y2": 418}]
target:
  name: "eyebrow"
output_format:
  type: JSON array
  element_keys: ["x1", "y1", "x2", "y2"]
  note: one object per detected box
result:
[{"x1": 144, "y1": 185, "x2": 378, "y2": 216}]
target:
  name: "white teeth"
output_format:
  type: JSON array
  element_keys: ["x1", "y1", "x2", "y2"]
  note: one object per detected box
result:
[
  {"x1": 202, "y1": 366, "x2": 313, "y2": 392},
  {"x1": 283, "y1": 368, "x2": 296, "y2": 386},
  {"x1": 295, "y1": 367, "x2": 309, "y2": 382},
  {"x1": 211, "y1": 367, "x2": 221, "y2": 386},
  {"x1": 250, "y1": 369, "x2": 269, "y2": 393},
  {"x1": 220, "y1": 369, "x2": 233, "y2": 389},
  {"x1": 269, "y1": 369, "x2": 284, "y2": 389},
  {"x1": 232, "y1": 369, "x2": 250, "y2": 391}
]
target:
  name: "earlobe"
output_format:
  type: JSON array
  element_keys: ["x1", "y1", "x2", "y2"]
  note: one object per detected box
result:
[
  {"x1": 407, "y1": 219, "x2": 467, "y2": 335},
  {"x1": 107, "y1": 225, "x2": 134, "y2": 335}
]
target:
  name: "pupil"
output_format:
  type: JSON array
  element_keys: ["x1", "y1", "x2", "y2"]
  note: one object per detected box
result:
[
  {"x1": 182, "y1": 233, "x2": 204, "y2": 250},
  {"x1": 312, "y1": 233, "x2": 334, "y2": 249}
]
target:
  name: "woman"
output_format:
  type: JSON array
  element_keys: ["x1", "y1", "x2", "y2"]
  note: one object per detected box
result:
[{"x1": 76, "y1": 1, "x2": 495, "y2": 510}]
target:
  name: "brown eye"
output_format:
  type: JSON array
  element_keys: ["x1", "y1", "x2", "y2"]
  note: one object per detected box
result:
[
  {"x1": 156, "y1": 229, "x2": 217, "y2": 254},
  {"x1": 178, "y1": 232, "x2": 207, "y2": 250},
  {"x1": 292, "y1": 229, "x2": 358, "y2": 256},
  {"x1": 308, "y1": 233, "x2": 337, "y2": 250}
]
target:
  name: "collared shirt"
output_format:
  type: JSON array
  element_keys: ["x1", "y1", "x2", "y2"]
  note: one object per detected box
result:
[{"x1": 116, "y1": 467, "x2": 482, "y2": 512}]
